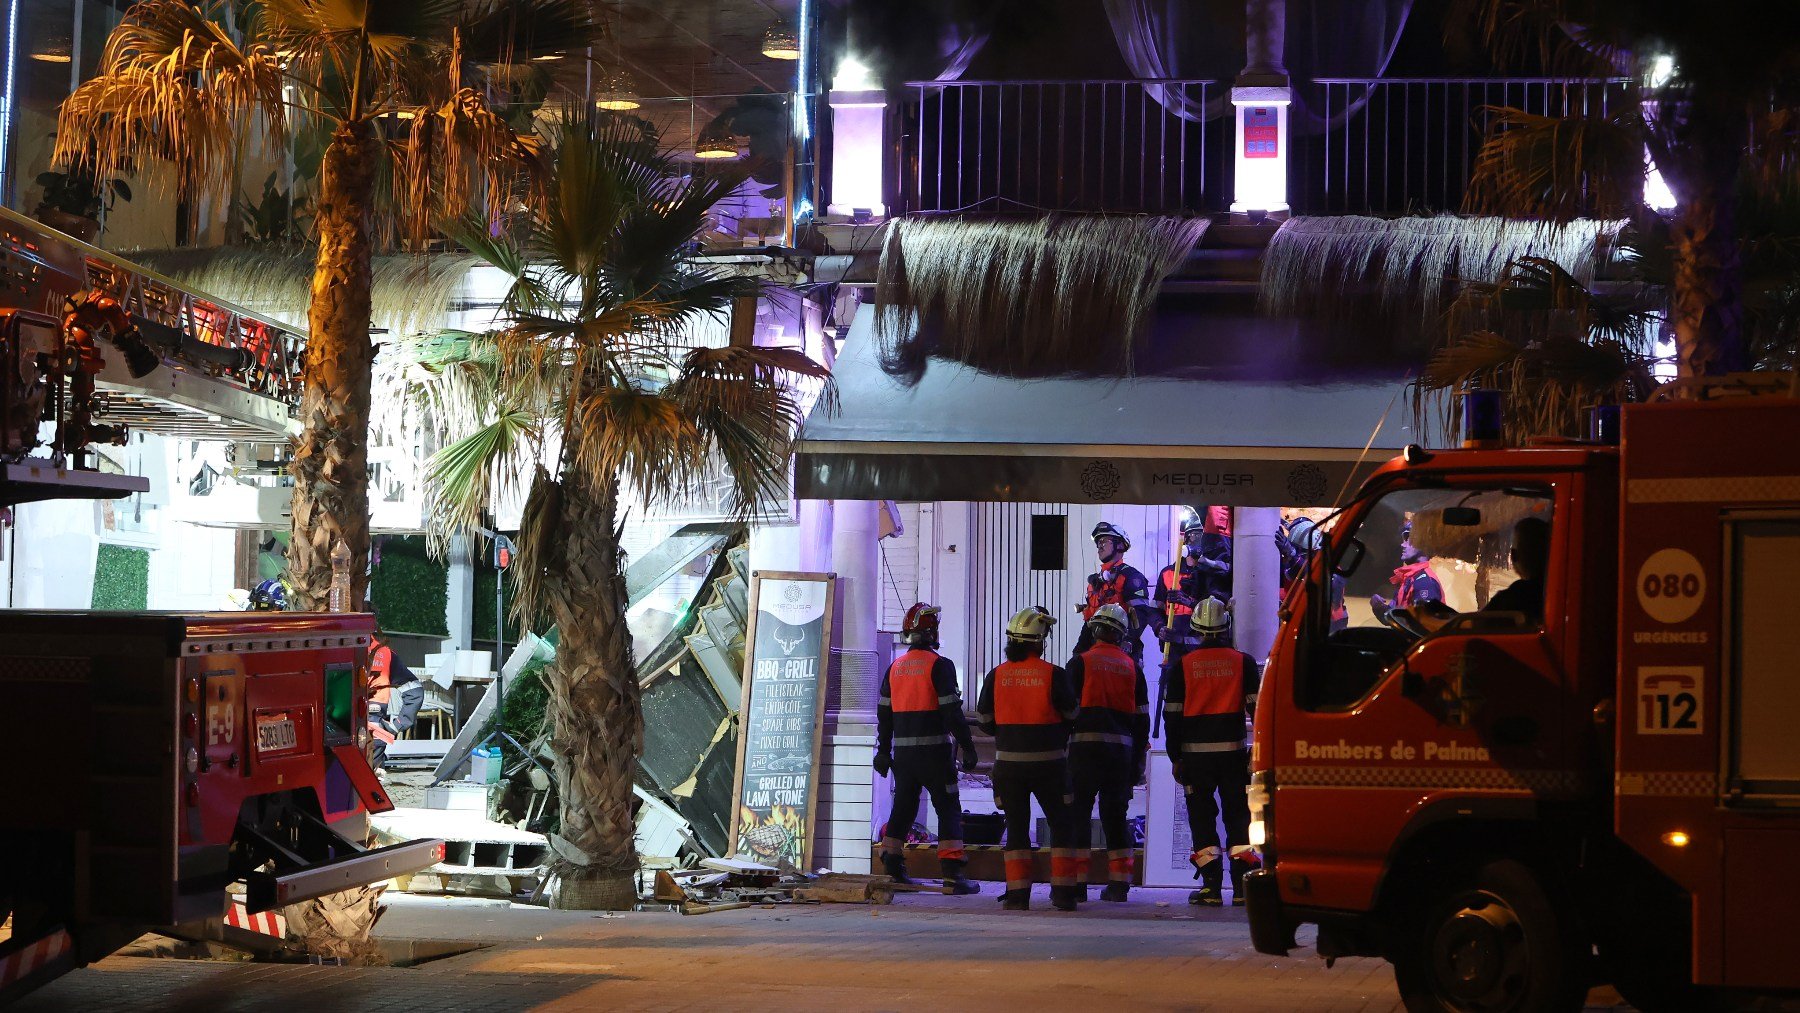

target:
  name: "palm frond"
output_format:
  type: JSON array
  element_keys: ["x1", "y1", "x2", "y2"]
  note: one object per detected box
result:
[
  {"x1": 1464, "y1": 105, "x2": 1647, "y2": 223},
  {"x1": 458, "y1": 0, "x2": 599, "y2": 65},
  {"x1": 425, "y1": 406, "x2": 541, "y2": 550},
  {"x1": 55, "y1": 1, "x2": 286, "y2": 197}
]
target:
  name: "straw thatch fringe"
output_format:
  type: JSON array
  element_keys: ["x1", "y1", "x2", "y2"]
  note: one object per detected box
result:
[
  {"x1": 1259, "y1": 215, "x2": 1623, "y2": 325},
  {"x1": 874, "y1": 214, "x2": 1208, "y2": 379},
  {"x1": 133, "y1": 247, "x2": 481, "y2": 338}
]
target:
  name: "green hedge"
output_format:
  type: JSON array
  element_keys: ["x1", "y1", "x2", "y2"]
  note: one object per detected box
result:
[
  {"x1": 369, "y1": 536, "x2": 448, "y2": 636},
  {"x1": 91, "y1": 544, "x2": 149, "y2": 609}
]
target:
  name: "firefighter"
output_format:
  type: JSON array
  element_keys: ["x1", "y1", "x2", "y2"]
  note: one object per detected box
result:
[
  {"x1": 1370, "y1": 520, "x2": 1443, "y2": 624},
  {"x1": 977, "y1": 606, "x2": 1081, "y2": 911},
  {"x1": 1066, "y1": 603, "x2": 1149, "y2": 902},
  {"x1": 1483, "y1": 516, "x2": 1549, "y2": 626},
  {"x1": 367, "y1": 631, "x2": 424, "y2": 770},
  {"x1": 1279, "y1": 517, "x2": 1348, "y2": 633},
  {"x1": 1073, "y1": 522, "x2": 1158, "y2": 663},
  {"x1": 874, "y1": 603, "x2": 981, "y2": 895},
  {"x1": 1191, "y1": 507, "x2": 1233, "y2": 604},
  {"x1": 1165, "y1": 597, "x2": 1260, "y2": 906}
]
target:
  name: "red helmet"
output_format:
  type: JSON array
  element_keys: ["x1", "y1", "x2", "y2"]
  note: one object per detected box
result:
[{"x1": 902, "y1": 602, "x2": 942, "y2": 646}]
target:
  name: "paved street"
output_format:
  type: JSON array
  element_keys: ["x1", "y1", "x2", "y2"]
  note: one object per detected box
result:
[{"x1": 16, "y1": 888, "x2": 1637, "y2": 1012}]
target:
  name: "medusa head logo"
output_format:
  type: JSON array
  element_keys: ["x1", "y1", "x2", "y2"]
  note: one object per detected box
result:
[
  {"x1": 783, "y1": 583, "x2": 804, "y2": 605},
  {"x1": 1286, "y1": 464, "x2": 1328, "y2": 505},
  {"x1": 1080, "y1": 460, "x2": 1122, "y2": 501}
]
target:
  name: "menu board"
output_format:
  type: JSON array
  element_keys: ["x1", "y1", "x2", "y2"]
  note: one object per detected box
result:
[{"x1": 729, "y1": 571, "x2": 835, "y2": 869}]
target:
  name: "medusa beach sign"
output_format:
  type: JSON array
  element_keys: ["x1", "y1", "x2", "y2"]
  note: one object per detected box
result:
[{"x1": 730, "y1": 571, "x2": 836, "y2": 868}]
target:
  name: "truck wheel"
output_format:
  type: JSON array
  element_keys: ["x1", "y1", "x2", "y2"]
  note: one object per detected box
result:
[{"x1": 1393, "y1": 858, "x2": 1586, "y2": 1013}]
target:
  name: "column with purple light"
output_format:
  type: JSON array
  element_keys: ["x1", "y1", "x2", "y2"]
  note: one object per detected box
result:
[{"x1": 827, "y1": 57, "x2": 886, "y2": 219}]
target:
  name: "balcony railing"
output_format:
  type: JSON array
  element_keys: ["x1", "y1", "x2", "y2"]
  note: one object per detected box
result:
[
  {"x1": 899, "y1": 79, "x2": 1226, "y2": 215},
  {"x1": 894, "y1": 76, "x2": 1633, "y2": 218},
  {"x1": 1290, "y1": 77, "x2": 1635, "y2": 215}
]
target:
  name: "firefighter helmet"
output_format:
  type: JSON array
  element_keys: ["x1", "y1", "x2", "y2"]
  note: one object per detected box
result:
[
  {"x1": 248, "y1": 578, "x2": 290, "y2": 612},
  {"x1": 901, "y1": 602, "x2": 942, "y2": 646},
  {"x1": 1087, "y1": 602, "x2": 1129, "y2": 642},
  {"x1": 1287, "y1": 517, "x2": 1321, "y2": 552},
  {"x1": 1180, "y1": 514, "x2": 1207, "y2": 537},
  {"x1": 1193, "y1": 596, "x2": 1230, "y2": 635},
  {"x1": 1006, "y1": 606, "x2": 1057, "y2": 642},
  {"x1": 1092, "y1": 522, "x2": 1131, "y2": 552}
]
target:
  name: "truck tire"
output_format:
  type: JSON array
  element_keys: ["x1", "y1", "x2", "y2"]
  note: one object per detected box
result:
[{"x1": 1392, "y1": 858, "x2": 1587, "y2": 1013}]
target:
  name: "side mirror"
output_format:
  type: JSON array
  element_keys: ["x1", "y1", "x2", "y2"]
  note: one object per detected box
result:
[{"x1": 1334, "y1": 538, "x2": 1366, "y2": 577}]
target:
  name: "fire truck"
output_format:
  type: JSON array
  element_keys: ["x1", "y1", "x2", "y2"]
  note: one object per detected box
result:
[
  {"x1": 0, "y1": 221, "x2": 440, "y2": 1001},
  {"x1": 1245, "y1": 390, "x2": 1800, "y2": 1012}
]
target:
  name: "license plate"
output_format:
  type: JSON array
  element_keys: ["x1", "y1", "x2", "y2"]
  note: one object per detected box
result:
[{"x1": 256, "y1": 715, "x2": 297, "y2": 754}]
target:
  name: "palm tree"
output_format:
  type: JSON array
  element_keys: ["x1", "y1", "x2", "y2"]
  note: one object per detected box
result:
[
  {"x1": 56, "y1": 0, "x2": 596, "y2": 608},
  {"x1": 421, "y1": 115, "x2": 830, "y2": 909},
  {"x1": 1454, "y1": 0, "x2": 1800, "y2": 380}
]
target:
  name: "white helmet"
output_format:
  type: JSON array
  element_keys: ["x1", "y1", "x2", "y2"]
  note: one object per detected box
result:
[
  {"x1": 1087, "y1": 603, "x2": 1129, "y2": 641},
  {"x1": 1006, "y1": 606, "x2": 1057, "y2": 642}
]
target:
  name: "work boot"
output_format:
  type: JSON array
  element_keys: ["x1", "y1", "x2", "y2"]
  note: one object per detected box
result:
[
  {"x1": 880, "y1": 851, "x2": 913, "y2": 885},
  {"x1": 1001, "y1": 888, "x2": 1030, "y2": 911},
  {"x1": 1189, "y1": 882, "x2": 1224, "y2": 906},
  {"x1": 1050, "y1": 885, "x2": 1079, "y2": 912},
  {"x1": 941, "y1": 859, "x2": 980, "y2": 896},
  {"x1": 1100, "y1": 881, "x2": 1130, "y2": 903}
]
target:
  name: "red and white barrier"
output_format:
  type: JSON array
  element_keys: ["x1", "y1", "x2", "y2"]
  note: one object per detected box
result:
[
  {"x1": 0, "y1": 928, "x2": 71, "y2": 990},
  {"x1": 224, "y1": 899, "x2": 287, "y2": 938}
]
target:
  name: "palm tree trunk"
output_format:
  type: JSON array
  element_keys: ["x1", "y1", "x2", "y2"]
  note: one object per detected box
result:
[
  {"x1": 289, "y1": 122, "x2": 379, "y2": 610},
  {"x1": 1668, "y1": 100, "x2": 1749, "y2": 380},
  {"x1": 1670, "y1": 182, "x2": 1748, "y2": 378},
  {"x1": 542, "y1": 469, "x2": 642, "y2": 910}
]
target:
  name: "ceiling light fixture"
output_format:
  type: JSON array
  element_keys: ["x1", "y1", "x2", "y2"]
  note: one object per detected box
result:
[
  {"x1": 594, "y1": 67, "x2": 640, "y2": 111},
  {"x1": 531, "y1": 53, "x2": 564, "y2": 63},
  {"x1": 761, "y1": 22, "x2": 800, "y2": 61},
  {"x1": 30, "y1": 52, "x2": 70, "y2": 63},
  {"x1": 694, "y1": 136, "x2": 740, "y2": 160}
]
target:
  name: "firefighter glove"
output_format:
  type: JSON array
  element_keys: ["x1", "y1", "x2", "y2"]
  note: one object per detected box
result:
[
  {"x1": 959, "y1": 743, "x2": 978, "y2": 773},
  {"x1": 873, "y1": 751, "x2": 892, "y2": 777}
]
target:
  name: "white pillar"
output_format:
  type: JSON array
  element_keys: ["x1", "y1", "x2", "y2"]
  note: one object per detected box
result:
[
  {"x1": 827, "y1": 88, "x2": 887, "y2": 218},
  {"x1": 828, "y1": 498, "x2": 881, "y2": 718},
  {"x1": 1232, "y1": 0, "x2": 1290, "y2": 216},
  {"x1": 1232, "y1": 507, "x2": 1283, "y2": 664},
  {"x1": 445, "y1": 535, "x2": 474, "y2": 649}
]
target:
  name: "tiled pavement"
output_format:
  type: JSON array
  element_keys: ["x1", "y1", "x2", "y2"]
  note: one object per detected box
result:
[{"x1": 17, "y1": 888, "x2": 1634, "y2": 1012}]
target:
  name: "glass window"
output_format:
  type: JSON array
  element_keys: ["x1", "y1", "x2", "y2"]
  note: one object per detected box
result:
[{"x1": 1298, "y1": 484, "x2": 1554, "y2": 710}]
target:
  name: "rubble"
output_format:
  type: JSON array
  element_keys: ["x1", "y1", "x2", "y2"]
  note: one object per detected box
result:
[{"x1": 645, "y1": 858, "x2": 917, "y2": 912}]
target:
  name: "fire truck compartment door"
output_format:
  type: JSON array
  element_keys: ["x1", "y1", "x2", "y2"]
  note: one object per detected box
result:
[{"x1": 330, "y1": 742, "x2": 396, "y2": 814}]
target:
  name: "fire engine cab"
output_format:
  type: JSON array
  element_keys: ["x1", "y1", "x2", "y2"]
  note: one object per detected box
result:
[{"x1": 1245, "y1": 390, "x2": 1800, "y2": 1012}]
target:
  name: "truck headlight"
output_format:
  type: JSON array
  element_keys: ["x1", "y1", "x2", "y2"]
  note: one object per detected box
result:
[{"x1": 1249, "y1": 818, "x2": 1266, "y2": 848}]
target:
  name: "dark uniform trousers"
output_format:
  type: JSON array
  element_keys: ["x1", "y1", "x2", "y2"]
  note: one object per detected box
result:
[
  {"x1": 994, "y1": 764, "x2": 1075, "y2": 892},
  {"x1": 884, "y1": 747, "x2": 964, "y2": 861},
  {"x1": 1071, "y1": 758, "x2": 1132, "y2": 883},
  {"x1": 1180, "y1": 748, "x2": 1252, "y2": 884}
]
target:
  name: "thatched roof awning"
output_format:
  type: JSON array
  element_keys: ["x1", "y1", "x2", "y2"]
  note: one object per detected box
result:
[{"x1": 797, "y1": 304, "x2": 1414, "y2": 507}]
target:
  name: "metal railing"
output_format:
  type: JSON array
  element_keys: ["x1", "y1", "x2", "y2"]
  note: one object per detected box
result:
[
  {"x1": 1288, "y1": 77, "x2": 1635, "y2": 215},
  {"x1": 0, "y1": 206, "x2": 306, "y2": 409},
  {"x1": 900, "y1": 79, "x2": 1226, "y2": 215},
  {"x1": 894, "y1": 76, "x2": 1637, "y2": 218}
]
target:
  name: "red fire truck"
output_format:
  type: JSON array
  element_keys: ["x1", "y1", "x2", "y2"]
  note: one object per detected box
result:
[
  {"x1": 0, "y1": 610, "x2": 443, "y2": 1001},
  {"x1": 1245, "y1": 392, "x2": 1800, "y2": 1011}
]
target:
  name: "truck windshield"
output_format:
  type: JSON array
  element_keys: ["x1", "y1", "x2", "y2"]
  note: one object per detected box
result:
[{"x1": 1298, "y1": 484, "x2": 1553, "y2": 710}]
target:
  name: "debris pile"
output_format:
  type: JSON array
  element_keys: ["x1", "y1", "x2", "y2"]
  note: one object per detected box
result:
[{"x1": 649, "y1": 857, "x2": 929, "y2": 914}]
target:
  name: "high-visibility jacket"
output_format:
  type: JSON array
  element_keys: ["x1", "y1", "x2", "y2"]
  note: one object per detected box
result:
[
  {"x1": 877, "y1": 648, "x2": 974, "y2": 760},
  {"x1": 977, "y1": 657, "x2": 1078, "y2": 770},
  {"x1": 1392, "y1": 560, "x2": 1443, "y2": 609},
  {"x1": 1081, "y1": 562, "x2": 1153, "y2": 626},
  {"x1": 1067, "y1": 643, "x2": 1149, "y2": 765},
  {"x1": 367, "y1": 643, "x2": 422, "y2": 744},
  {"x1": 1165, "y1": 646, "x2": 1260, "y2": 755},
  {"x1": 1154, "y1": 564, "x2": 1205, "y2": 645}
]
